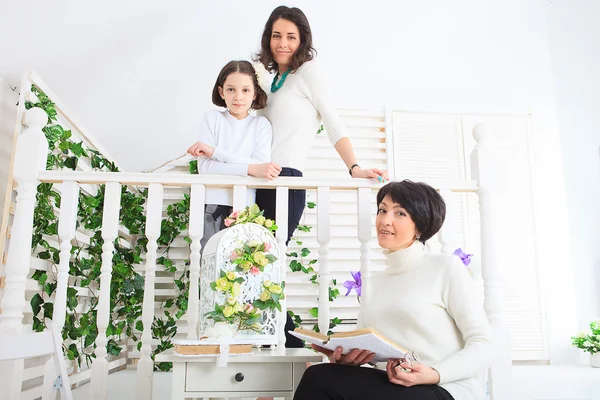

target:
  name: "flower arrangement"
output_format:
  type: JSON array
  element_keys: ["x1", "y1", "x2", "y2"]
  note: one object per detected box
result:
[
  {"x1": 224, "y1": 204, "x2": 277, "y2": 232},
  {"x1": 229, "y1": 239, "x2": 277, "y2": 276},
  {"x1": 205, "y1": 216, "x2": 285, "y2": 333},
  {"x1": 572, "y1": 321, "x2": 600, "y2": 355}
]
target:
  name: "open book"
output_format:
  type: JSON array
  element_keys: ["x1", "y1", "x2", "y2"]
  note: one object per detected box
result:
[{"x1": 289, "y1": 327, "x2": 409, "y2": 363}]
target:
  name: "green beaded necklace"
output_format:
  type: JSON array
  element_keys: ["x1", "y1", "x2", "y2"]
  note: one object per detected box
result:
[{"x1": 270, "y1": 69, "x2": 291, "y2": 93}]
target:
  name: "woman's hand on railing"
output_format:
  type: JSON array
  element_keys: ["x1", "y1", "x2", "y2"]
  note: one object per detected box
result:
[
  {"x1": 248, "y1": 163, "x2": 282, "y2": 180},
  {"x1": 386, "y1": 359, "x2": 440, "y2": 386},
  {"x1": 187, "y1": 141, "x2": 215, "y2": 157},
  {"x1": 311, "y1": 344, "x2": 375, "y2": 366},
  {"x1": 351, "y1": 167, "x2": 389, "y2": 182}
]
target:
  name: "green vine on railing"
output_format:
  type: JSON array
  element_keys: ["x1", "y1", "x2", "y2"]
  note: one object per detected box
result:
[{"x1": 26, "y1": 85, "x2": 189, "y2": 371}]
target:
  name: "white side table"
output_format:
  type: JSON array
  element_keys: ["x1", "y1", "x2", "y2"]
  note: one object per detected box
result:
[{"x1": 156, "y1": 348, "x2": 323, "y2": 400}]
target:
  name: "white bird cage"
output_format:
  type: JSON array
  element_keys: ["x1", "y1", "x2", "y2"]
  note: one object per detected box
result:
[{"x1": 199, "y1": 223, "x2": 282, "y2": 346}]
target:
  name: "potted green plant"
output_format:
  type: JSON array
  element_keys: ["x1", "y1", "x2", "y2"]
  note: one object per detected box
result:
[{"x1": 572, "y1": 321, "x2": 600, "y2": 367}]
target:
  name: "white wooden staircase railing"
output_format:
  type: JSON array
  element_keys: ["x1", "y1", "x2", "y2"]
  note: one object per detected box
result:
[{"x1": 0, "y1": 93, "x2": 514, "y2": 400}]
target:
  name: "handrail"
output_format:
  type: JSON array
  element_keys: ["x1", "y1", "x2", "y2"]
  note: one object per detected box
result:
[{"x1": 37, "y1": 171, "x2": 479, "y2": 192}]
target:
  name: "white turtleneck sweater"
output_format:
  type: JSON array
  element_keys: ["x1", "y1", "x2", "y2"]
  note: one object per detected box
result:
[
  {"x1": 258, "y1": 59, "x2": 347, "y2": 171},
  {"x1": 358, "y1": 241, "x2": 493, "y2": 400}
]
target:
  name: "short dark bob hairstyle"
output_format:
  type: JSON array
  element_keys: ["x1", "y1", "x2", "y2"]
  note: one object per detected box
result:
[
  {"x1": 255, "y1": 6, "x2": 316, "y2": 73},
  {"x1": 376, "y1": 180, "x2": 446, "y2": 244},
  {"x1": 211, "y1": 60, "x2": 268, "y2": 110}
]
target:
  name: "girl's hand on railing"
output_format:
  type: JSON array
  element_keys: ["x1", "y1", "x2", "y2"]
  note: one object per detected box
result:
[
  {"x1": 386, "y1": 359, "x2": 440, "y2": 386},
  {"x1": 187, "y1": 141, "x2": 215, "y2": 157},
  {"x1": 248, "y1": 163, "x2": 282, "y2": 180},
  {"x1": 351, "y1": 167, "x2": 389, "y2": 183},
  {"x1": 311, "y1": 344, "x2": 375, "y2": 366}
]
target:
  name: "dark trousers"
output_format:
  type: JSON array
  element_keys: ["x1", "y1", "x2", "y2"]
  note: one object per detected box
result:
[
  {"x1": 255, "y1": 167, "x2": 306, "y2": 348},
  {"x1": 294, "y1": 363, "x2": 455, "y2": 400}
]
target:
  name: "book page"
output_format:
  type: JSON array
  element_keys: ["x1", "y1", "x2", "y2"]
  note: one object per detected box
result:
[{"x1": 290, "y1": 328, "x2": 408, "y2": 363}]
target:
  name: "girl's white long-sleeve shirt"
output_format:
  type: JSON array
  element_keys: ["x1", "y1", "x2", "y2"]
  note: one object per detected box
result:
[
  {"x1": 358, "y1": 241, "x2": 493, "y2": 400},
  {"x1": 258, "y1": 59, "x2": 347, "y2": 172},
  {"x1": 196, "y1": 110, "x2": 272, "y2": 206}
]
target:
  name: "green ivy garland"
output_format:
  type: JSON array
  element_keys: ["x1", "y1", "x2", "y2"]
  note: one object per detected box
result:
[{"x1": 26, "y1": 85, "x2": 189, "y2": 371}]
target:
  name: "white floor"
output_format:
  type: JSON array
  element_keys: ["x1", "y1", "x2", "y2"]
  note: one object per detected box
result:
[{"x1": 71, "y1": 365, "x2": 600, "y2": 400}]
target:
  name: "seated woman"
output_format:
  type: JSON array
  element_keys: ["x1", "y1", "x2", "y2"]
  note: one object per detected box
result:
[{"x1": 294, "y1": 180, "x2": 493, "y2": 400}]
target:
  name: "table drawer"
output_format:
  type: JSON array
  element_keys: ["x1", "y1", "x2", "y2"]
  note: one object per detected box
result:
[{"x1": 185, "y1": 362, "x2": 293, "y2": 392}]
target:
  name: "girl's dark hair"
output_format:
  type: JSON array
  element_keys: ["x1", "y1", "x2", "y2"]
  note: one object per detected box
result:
[
  {"x1": 255, "y1": 6, "x2": 316, "y2": 73},
  {"x1": 211, "y1": 60, "x2": 268, "y2": 110},
  {"x1": 376, "y1": 180, "x2": 446, "y2": 244}
]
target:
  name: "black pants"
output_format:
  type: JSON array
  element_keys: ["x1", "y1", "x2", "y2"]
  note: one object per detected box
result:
[
  {"x1": 294, "y1": 363, "x2": 455, "y2": 400},
  {"x1": 255, "y1": 167, "x2": 306, "y2": 348}
]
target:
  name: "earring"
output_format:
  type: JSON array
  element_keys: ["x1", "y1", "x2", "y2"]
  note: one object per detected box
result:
[{"x1": 415, "y1": 233, "x2": 421, "y2": 240}]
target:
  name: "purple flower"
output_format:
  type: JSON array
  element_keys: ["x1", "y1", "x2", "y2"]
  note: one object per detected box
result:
[
  {"x1": 343, "y1": 271, "x2": 362, "y2": 297},
  {"x1": 453, "y1": 248, "x2": 473, "y2": 266}
]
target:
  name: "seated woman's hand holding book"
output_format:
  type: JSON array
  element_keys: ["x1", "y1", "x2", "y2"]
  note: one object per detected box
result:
[{"x1": 312, "y1": 344, "x2": 375, "y2": 366}]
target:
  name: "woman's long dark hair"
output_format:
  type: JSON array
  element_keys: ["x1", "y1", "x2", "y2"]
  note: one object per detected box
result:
[{"x1": 255, "y1": 6, "x2": 317, "y2": 73}]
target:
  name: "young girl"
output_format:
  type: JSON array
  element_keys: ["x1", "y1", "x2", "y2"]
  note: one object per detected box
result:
[{"x1": 187, "y1": 60, "x2": 281, "y2": 247}]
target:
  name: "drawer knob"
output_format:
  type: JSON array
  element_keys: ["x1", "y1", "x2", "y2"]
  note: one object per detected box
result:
[{"x1": 234, "y1": 372, "x2": 244, "y2": 382}]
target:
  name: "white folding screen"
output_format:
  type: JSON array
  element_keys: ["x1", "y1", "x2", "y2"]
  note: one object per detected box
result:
[{"x1": 391, "y1": 110, "x2": 547, "y2": 361}]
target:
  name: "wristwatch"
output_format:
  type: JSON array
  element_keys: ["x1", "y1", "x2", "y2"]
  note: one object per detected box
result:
[{"x1": 349, "y1": 163, "x2": 360, "y2": 177}]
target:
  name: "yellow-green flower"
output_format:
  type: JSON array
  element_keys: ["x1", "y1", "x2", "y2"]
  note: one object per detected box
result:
[
  {"x1": 260, "y1": 258, "x2": 269, "y2": 267},
  {"x1": 215, "y1": 278, "x2": 229, "y2": 292},
  {"x1": 262, "y1": 280, "x2": 272, "y2": 288},
  {"x1": 223, "y1": 306, "x2": 234, "y2": 318},
  {"x1": 232, "y1": 282, "x2": 241, "y2": 297},
  {"x1": 255, "y1": 215, "x2": 266, "y2": 226},
  {"x1": 226, "y1": 271, "x2": 237, "y2": 281},
  {"x1": 247, "y1": 240, "x2": 262, "y2": 248},
  {"x1": 241, "y1": 261, "x2": 253, "y2": 272},
  {"x1": 253, "y1": 251, "x2": 266, "y2": 264},
  {"x1": 249, "y1": 204, "x2": 260, "y2": 216},
  {"x1": 260, "y1": 290, "x2": 270, "y2": 301},
  {"x1": 264, "y1": 220, "x2": 273, "y2": 229},
  {"x1": 233, "y1": 302, "x2": 243, "y2": 313},
  {"x1": 269, "y1": 284, "x2": 283, "y2": 295}
]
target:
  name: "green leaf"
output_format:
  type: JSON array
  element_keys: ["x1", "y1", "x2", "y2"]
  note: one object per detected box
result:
[
  {"x1": 42, "y1": 302, "x2": 54, "y2": 319},
  {"x1": 31, "y1": 293, "x2": 44, "y2": 315},
  {"x1": 84, "y1": 334, "x2": 96, "y2": 348},
  {"x1": 70, "y1": 141, "x2": 88, "y2": 157},
  {"x1": 107, "y1": 339, "x2": 122, "y2": 357},
  {"x1": 309, "y1": 307, "x2": 319, "y2": 318},
  {"x1": 64, "y1": 156, "x2": 77, "y2": 170},
  {"x1": 66, "y1": 287, "x2": 78, "y2": 310},
  {"x1": 301, "y1": 248, "x2": 311, "y2": 257},
  {"x1": 135, "y1": 321, "x2": 144, "y2": 331},
  {"x1": 289, "y1": 260, "x2": 302, "y2": 272},
  {"x1": 307, "y1": 202, "x2": 317, "y2": 209},
  {"x1": 189, "y1": 160, "x2": 198, "y2": 174}
]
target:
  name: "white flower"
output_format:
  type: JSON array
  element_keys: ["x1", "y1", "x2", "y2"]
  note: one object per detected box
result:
[{"x1": 253, "y1": 62, "x2": 271, "y2": 92}]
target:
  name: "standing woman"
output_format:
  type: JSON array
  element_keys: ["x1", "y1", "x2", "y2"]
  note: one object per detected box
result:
[
  {"x1": 254, "y1": 6, "x2": 388, "y2": 348},
  {"x1": 254, "y1": 5, "x2": 388, "y2": 244}
]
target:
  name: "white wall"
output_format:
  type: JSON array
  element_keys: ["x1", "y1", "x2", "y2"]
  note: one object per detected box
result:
[
  {"x1": 0, "y1": 0, "x2": 584, "y2": 363},
  {"x1": 544, "y1": 0, "x2": 600, "y2": 330},
  {"x1": 0, "y1": 79, "x2": 19, "y2": 221}
]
